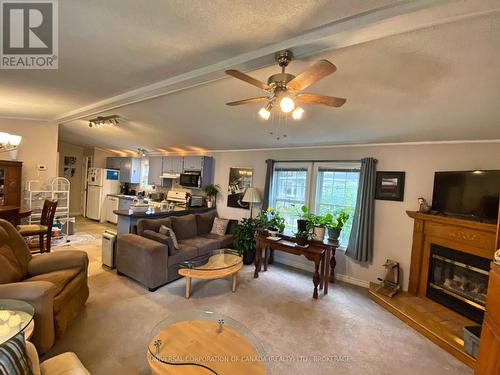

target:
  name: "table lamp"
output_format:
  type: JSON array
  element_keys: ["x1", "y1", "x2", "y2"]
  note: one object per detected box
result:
[{"x1": 242, "y1": 187, "x2": 261, "y2": 218}]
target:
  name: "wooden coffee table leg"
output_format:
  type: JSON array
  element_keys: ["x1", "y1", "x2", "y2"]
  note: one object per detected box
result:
[
  {"x1": 232, "y1": 272, "x2": 238, "y2": 292},
  {"x1": 185, "y1": 277, "x2": 191, "y2": 299}
]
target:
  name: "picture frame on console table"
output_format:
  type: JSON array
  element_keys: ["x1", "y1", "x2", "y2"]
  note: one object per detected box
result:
[
  {"x1": 227, "y1": 167, "x2": 253, "y2": 209},
  {"x1": 375, "y1": 171, "x2": 405, "y2": 201}
]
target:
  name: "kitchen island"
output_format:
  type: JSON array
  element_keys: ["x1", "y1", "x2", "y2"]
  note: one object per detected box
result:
[{"x1": 114, "y1": 207, "x2": 215, "y2": 234}]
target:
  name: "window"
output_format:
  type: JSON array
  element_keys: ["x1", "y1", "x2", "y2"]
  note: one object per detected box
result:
[{"x1": 269, "y1": 162, "x2": 360, "y2": 248}]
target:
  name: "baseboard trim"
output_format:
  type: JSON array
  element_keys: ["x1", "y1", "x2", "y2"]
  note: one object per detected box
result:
[{"x1": 273, "y1": 254, "x2": 369, "y2": 289}]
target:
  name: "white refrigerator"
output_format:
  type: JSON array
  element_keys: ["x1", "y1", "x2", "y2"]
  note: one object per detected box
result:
[{"x1": 85, "y1": 168, "x2": 120, "y2": 222}]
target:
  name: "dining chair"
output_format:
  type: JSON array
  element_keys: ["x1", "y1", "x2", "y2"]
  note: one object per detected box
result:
[
  {"x1": 0, "y1": 206, "x2": 20, "y2": 226},
  {"x1": 17, "y1": 199, "x2": 58, "y2": 253}
]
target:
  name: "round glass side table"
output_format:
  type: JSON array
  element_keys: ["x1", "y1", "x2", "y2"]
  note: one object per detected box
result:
[
  {"x1": 0, "y1": 299, "x2": 35, "y2": 344},
  {"x1": 147, "y1": 310, "x2": 267, "y2": 375}
]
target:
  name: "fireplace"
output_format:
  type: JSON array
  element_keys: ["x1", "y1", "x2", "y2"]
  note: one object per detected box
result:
[{"x1": 427, "y1": 243, "x2": 490, "y2": 323}]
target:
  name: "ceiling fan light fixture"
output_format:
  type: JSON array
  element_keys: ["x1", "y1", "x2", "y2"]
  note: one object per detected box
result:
[
  {"x1": 280, "y1": 96, "x2": 295, "y2": 113},
  {"x1": 258, "y1": 107, "x2": 271, "y2": 120},
  {"x1": 292, "y1": 107, "x2": 304, "y2": 120}
]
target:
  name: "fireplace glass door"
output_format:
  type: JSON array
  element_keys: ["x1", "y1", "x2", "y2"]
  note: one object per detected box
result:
[{"x1": 427, "y1": 244, "x2": 489, "y2": 323}]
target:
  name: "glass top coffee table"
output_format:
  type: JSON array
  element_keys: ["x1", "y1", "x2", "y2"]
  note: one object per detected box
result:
[
  {"x1": 178, "y1": 249, "x2": 243, "y2": 299},
  {"x1": 0, "y1": 299, "x2": 35, "y2": 344},
  {"x1": 147, "y1": 310, "x2": 267, "y2": 375}
]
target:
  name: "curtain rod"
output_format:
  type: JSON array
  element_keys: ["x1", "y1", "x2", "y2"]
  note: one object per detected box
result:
[{"x1": 269, "y1": 159, "x2": 375, "y2": 163}]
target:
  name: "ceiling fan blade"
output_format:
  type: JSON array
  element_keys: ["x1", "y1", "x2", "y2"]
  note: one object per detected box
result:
[
  {"x1": 226, "y1": 97, "x2": 269, "y2": 106},
  {"x1": 287, "y1": 60, "x2": 337, "y2": 91},
  {"x1": 296, "y1": 93, "x2": 346, "y2": 107},
  {"x1": 225, "y1": 69, "x2": 270, "y2": 91}
]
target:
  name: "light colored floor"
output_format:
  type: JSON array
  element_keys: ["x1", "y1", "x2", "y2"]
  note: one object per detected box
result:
[{"x1": 44, "y1": 217, "x2": 472, "y2": 375}]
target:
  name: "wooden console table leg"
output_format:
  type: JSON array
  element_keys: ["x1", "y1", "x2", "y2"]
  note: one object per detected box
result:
[
  {"x1": 254, "y1": 245, "x2": 261, "y2": 278},
  {"x1": 313, "y1": 259, "x2": 320, "y2": 299},
  {"x1": 232, "y1": 273, "x2": 237, "y2": 292},
  {"x1": 264, "y1": 247, "x2": 270, "y2": 271},
  {"x1": 185, "y1": 277, "x2": 191, "y2": 299},
  {"x1": 324, "y1": 248, "x2": 331, "y2": 295},
  {"x1": 329, "y1": 249, "x2": 336, "y2": 283},
  {"x1": 319, "y1": 253, "x2": 325, "y2": 290}
]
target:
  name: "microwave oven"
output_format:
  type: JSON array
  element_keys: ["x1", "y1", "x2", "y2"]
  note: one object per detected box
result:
[{"x1": 179, "y1": 172, "x2": 201, "y2": 188}]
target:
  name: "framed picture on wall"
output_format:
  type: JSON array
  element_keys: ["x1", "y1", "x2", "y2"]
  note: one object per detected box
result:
[
  {"x1": 375, "y1": 171, "x2": 405, "y2": 201},
  {"x1": 227, "y1": 167, "x2": 253, "y2": 209}
]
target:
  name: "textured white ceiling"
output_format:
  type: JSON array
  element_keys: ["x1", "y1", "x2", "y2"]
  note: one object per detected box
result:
[{"x1": 59, "y1": 10, "x2": 500, "y2": 151}]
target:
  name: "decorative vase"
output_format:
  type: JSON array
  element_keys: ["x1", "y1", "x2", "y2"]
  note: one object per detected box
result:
[
  {"x1": 327, "y1": 227, "x2": 342, "y2": 240},
  {"x1": 313, "y1": 226, "x2": 325, "y2": 241},
  {"x1": 207, "y1": 200, "x2": 213, "y2": 208},
  {"x1": 297, "y1": 219, "x2": 308, "y2": 232}
]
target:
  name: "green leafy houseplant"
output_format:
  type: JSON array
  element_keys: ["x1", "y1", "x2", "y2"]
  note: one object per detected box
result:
[
  {"x1": 307, "y1": 213, "x2": 333, "y2": 241},
  {"x1": 203, "y1": 184, "x2": 220, "y2": 207},
  {"x1": 326, "y1": 210, "x2": 350, "y2": 240},
  {"x1": 293, "y1": 205, "x2": 313, "y2": 231},
  {"x1": 295, "y1": 229, "x2": 310, "y2": 246},
  {"x1": 233, "y1": 218, "x2": 260, "y2": 265},
  {"x1": 256, "y1": 208, "x2": 285, "y2": 234}
]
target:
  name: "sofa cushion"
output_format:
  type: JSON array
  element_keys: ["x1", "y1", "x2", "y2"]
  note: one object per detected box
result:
[
  {"x1": 142, "y1": 230, "x2": 178, "y2": 255},
  {"x1": 39, "y1": 352, "x2": 90, "y2": 375},
  {"x1": 24, "y1": 268, "x2": 81, "y2": 312},
  {"x1": 196, "y1": 211, "x2": 217, "y2": 235},
  {"x1": 166, "y1": 245, "x2": 198, "y2": 266},
  {"x1": 137, "y1": 217, "x2": 172, "y2": 236},
  {"x1": 179, "y1": 237, "x2": 221, "y2": 256},
  {"x1": 200, "y1": 233, "x2": 234, "y2": 249},
  {"x1": 0, "y1": 222, "x2": 31, "y2": 284},
  {"x1": 170, "y1": 215, "x2": 197, "y2": 240}
]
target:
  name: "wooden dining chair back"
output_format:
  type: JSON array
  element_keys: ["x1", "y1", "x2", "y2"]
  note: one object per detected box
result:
[
  {"x1": 17, "y1": 199, "x2": 58, "y2": 253},
  {"x1": 0, "y1": 207, "x2": 20, "y2": 226}
]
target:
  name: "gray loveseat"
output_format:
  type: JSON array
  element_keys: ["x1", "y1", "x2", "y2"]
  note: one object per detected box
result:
[{"x1": 116, "y1": 211, "x2": 237, "y2": 291}]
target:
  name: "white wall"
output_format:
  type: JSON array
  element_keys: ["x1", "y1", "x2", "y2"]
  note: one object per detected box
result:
[
  {"x1": 210, "y1": 141, "x2": 500, "y2": 290},
  {"x1": 58, "y1": 142, "x2": 84, "y2": 215},
  {"x1": 0, "y1": 118, "x2": 58, "y2": 185}
]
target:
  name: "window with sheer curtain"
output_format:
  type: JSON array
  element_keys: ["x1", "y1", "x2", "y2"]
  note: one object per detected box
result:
[{"x1": 269, "y1": 162, "x2": 360, "y2": 248}]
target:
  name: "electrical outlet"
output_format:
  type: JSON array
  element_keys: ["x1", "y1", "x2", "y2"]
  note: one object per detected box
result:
[{"x1": 37, "y1": 165, "x2": 47, "y2": 171}]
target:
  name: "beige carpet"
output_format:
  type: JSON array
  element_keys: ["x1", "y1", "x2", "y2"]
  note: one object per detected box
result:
[{"x1": 43, "y1": 218, "x2": 472, "y2": 375}]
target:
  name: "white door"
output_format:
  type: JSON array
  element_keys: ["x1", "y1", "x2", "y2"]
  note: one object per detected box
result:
[{"x1": 86, "y1": 185, "x2": 102, "y2": 220}]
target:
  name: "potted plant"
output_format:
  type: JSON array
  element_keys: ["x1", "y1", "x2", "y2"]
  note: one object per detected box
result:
[
  {"x1": 257, "y1": 208, "x2": 285, "y2": 236},
  {"x1": 295, "y1": 229, "x2": 310, "y2": 246},
  {"x1": 294, "y1": 205, "x2": 313, "y2": 232},
  {"x1": 233, "y1": 218, "x2": 260, "y2": 265},
  {"x1": 203, "y1": 184, "x2": 220, "y2": 208},
  {"x1": 326, "y1": 210, "x2": 350, "y2": 241},
  {"x1": 308, "y1": 213, "x2": 332, "y2": 242}
]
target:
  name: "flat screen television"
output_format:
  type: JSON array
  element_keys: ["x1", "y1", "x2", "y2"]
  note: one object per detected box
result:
[{"x1": 432, "y1": 170, "x2": 500, "y2": 221}]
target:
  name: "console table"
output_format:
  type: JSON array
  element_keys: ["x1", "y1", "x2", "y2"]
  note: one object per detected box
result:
[{"x1": 254, "y1": 234, "x2": 338, "y2": 299}]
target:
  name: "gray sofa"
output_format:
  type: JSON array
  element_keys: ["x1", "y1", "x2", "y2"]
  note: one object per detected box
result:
[{"x1": 116, "y1": 211, "x2": 237, "y2": 291}]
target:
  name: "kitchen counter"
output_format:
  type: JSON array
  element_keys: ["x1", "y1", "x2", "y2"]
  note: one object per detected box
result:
[{"x1": 113, "y1": 206, "x2": 214, "y2": 234}]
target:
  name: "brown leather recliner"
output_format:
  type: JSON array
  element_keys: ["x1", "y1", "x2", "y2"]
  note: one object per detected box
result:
[{"x1": 0, "y1": 220, "x2": 89, "y2": 354}]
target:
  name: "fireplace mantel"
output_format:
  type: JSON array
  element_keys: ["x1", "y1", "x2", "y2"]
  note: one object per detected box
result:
[{"x1": 406, "y1": 211, "x2": 497, "y2": 296}]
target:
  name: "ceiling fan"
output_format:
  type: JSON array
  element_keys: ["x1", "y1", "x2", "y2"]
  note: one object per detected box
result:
[{"x1": 225, "y1": 50, "x2": 346, "y2": 120}]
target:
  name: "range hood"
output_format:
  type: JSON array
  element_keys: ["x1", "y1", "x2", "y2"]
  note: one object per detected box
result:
[{"x1": 160, "y1": 173, "x2": 180, "y2": 179}]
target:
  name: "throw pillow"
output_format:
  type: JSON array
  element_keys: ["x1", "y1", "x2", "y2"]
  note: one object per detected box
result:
[
  {"x1": 211, "y1": 218, "x2": 229, "y2": 236},
  {"x1": 196, "y1": 211, "x2": 217, "y2": 235},
  {"x1": 170, "y1": 214, "x2": 197, "y2": 240},
  {"x1": 0, "y1": 332, "x2": 33, "y2": 375},
  {"x1": 160, "y1": 225, "x2": 179, "y2": 250},
  {"x1": 143, "y1": 230, "x2": 178, "y2": 255}
]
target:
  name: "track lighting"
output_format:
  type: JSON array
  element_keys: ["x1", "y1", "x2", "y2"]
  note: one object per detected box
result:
[{"x1": 88, "y1": 115, "x2": 120, "y2": 129}]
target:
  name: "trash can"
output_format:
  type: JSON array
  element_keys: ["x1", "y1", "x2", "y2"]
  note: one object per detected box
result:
[{"x1": 62, "y1": 217, "x2": 75, "y2": 235}]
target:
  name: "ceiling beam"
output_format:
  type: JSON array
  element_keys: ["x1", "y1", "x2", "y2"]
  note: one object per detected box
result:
[{"x1": 55, "y1": 0, "x2": 468, "y2": 124}]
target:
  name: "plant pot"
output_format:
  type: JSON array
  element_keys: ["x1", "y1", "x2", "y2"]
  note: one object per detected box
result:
[
  {"x1": 207, "y1": 200, "x2": 214, "y2": 208},
  {"x1": 267, "y1": 229, "x2": 279, "y2": 237},
  {"x1": 327, "y1": 227, "x2": 342, "y2": 240},
  {"x1": 243, "y1": 249, "x2": 256, "y2": 265},
  {"x1": 297, "y1": 219, "x2": 308, "y2": 232},
  {"x1": 296, "y1": 237, "x2": 308, "y2": 246},
  {"x1": 313, "y1": 226, "x2": 325, "y2": 241}
]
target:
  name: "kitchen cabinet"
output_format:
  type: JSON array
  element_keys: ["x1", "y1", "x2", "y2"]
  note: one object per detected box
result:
[
  {"x1": 106, "y1": 157, "x2": 141, "y2": 183},
  {"x1": 106, "y1": 157, "x2": 121, "y2": 170},
  {"x1": 183, "y1": 156, "x2": 203, "y2": 171},
  {"x1": 106, "y1": 195, "x2": 119, "y2": 224},
  {"x1": 162, "y1": 156, "x2": 183, "y2": 174},
  {"x1": 148, "y1": 157, "x2": 163, "y2": 185}
]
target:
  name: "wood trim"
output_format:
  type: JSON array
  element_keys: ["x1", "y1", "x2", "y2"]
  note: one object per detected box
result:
[{"x1": 406, "y1": 211, "x2": 497, "y2": 233}]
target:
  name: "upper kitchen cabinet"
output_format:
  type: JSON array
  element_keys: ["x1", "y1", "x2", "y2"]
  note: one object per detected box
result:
[
  {"x1": 162, "y1": 156, "x2": 183, "y2": 174},
  {"x1": 107, "y1": 157, "x2": 141, "y2": 183},
  {"x1": 183, "y1": 156, "x2": 203, "y2": 171},
  {"x1": 106, "y1": 157, "x2": 121, "y2": 170},
  {"x1": 148, "y1": 156, "x2": 163, "y2": 186}
]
